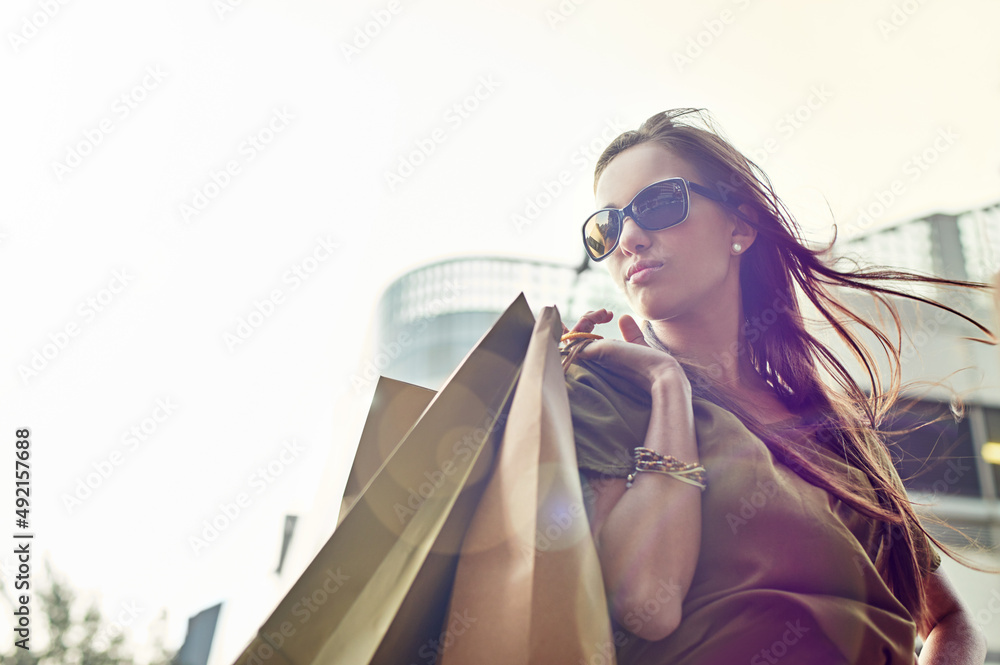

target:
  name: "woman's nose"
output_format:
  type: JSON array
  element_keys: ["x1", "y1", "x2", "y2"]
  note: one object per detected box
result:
[{"x1": 616, "y1": 216, "x2": 650, "y2": 256}]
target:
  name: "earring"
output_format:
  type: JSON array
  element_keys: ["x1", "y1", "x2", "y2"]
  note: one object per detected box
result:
[{"x1": 732, "y1": 242, "x2": 742, "y2": 253}]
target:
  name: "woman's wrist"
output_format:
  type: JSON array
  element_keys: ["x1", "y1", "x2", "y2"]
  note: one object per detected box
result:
[
  {"x1": 649, "y1": 370, "x2": 692, "y2": 406},
  {"x1": 645, "y1": 377, "x2": 698, "y2": 459}
]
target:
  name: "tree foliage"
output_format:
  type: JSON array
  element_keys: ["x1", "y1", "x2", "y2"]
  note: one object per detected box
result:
[{"x1": 1, "y1": 562, "x2": 173, "y2": 665}]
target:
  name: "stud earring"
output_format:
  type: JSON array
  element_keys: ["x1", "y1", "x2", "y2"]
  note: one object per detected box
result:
[{"x1": 732, "y1": 243, "x2": 742, "y2": 253}]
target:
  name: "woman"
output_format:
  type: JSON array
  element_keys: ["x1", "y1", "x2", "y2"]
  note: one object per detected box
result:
[{"x1": 564, "y1": 109, "x2": 992, "y2": 663}]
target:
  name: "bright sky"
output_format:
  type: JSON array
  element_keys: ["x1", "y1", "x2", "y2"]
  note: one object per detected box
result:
[{"x1": 2, "y1": 0, "x2": 999, "y2": 662}]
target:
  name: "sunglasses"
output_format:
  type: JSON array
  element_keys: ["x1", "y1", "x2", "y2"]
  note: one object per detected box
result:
[{"x1": 582, "y1": 177, "x2": 727, "y2": 261}]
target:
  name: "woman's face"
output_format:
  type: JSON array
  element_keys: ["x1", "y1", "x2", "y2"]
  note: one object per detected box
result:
[{"x1": 595, "y1": 142, "x2": 746, "y2": 324}]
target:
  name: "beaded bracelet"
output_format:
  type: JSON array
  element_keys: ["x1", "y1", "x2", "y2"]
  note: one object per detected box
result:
[{"x1": 625, "y1": 447, "x2": 707, "y2": 490}]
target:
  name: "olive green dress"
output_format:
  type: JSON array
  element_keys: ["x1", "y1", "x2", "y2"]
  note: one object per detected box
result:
[{"x1": 566, "y1": 359, "x2": 939, "y2": 665}]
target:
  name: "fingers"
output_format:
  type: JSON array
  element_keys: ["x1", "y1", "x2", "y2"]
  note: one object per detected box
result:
[
  {"x1": 619, "y1": 315, "x2": 649, "y2": 347},
  {"x1": 571, "y1": 308, "x2": 613, "y2": 334},
  {"x1": 568, "y1": 310, "x2": 648, "y2": 347}
]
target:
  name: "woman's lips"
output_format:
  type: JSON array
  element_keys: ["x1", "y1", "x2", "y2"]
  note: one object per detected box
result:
[{"x1": 627, "y1": 262, "x2": 663, "y2": 285}]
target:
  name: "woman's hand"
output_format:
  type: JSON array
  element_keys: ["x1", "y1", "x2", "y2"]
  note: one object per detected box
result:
[
  {"x1": 566, "y1": 307, "x2": 614, "y2": 335},
  {"x1": 567, "y1": 309, "x2": 689, "y2": 395}
]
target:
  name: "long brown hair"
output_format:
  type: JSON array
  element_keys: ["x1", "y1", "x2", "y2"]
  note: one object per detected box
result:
[{"x1": 594, "y1": 108, "x2": 997, "y2": 633}]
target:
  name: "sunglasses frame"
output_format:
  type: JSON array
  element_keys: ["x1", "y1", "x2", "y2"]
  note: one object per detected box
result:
[{"x1": 582, "y1": 177, "x2": 728, "y2": 261}]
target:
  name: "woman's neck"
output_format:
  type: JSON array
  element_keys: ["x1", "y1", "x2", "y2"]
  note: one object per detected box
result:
[
  {"x1": 644, "y1": 318, "x2": 797, "y2": 425},
  {"x1": 646, "y1": 314, "x2": 748, "y2": 387}
]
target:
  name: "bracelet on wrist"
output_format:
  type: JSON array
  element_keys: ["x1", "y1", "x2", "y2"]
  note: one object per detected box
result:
[{"x1": 625, "y1": 446, "x2": 707, "y2": 491}]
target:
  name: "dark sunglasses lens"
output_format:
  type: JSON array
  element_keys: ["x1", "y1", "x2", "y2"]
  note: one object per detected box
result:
[
  {"x1": 633, "y1": 180, "x2": 688, "y2": 230},
  {"x1": 583, "y1": 211, "x2": 619, "y2": 259}
]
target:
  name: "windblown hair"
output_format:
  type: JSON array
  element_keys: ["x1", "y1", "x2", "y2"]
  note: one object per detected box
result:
[{"x1": 593, "y1": 108, "x2": 997, "y2": 634}]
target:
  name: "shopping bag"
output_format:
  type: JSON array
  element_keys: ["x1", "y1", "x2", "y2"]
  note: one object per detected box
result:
[
  {"x1": 336, "y1": 376, "x2": 437, "y2": 528},
  {"x1": 231, "y1": 294, "x2": 535, "y2": 665},
  {"x1": 437, "y1": 306, "x2": 616, "y2": 664}
]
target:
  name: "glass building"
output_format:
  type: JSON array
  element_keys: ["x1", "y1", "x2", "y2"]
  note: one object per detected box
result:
[{"x1": 374, "y1": 254, "x2": 631, "y2": 389}]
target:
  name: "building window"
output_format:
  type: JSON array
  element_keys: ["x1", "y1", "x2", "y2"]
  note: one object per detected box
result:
[
  {"x1": 884, "y1": 399, "x2": 981, "y2": 498},
  {"x1": 982, "y1": 406, "x2": 1000, "y2": 495}
]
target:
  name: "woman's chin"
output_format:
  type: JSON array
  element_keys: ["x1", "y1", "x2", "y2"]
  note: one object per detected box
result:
[{"x1": 630, "y1": 297, "x2": 682, "y2": 324}]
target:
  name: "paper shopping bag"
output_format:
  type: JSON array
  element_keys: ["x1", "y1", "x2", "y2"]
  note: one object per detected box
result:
[
  {"x1": 231, "y1": 293, "x2": 535, "y2": 665},
  {"x1": 337, "y1": 376, "x2": 437, "y2": 528},
  {"x1": 438, "y1": 306, "x2": 617, "y2": 664}
]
